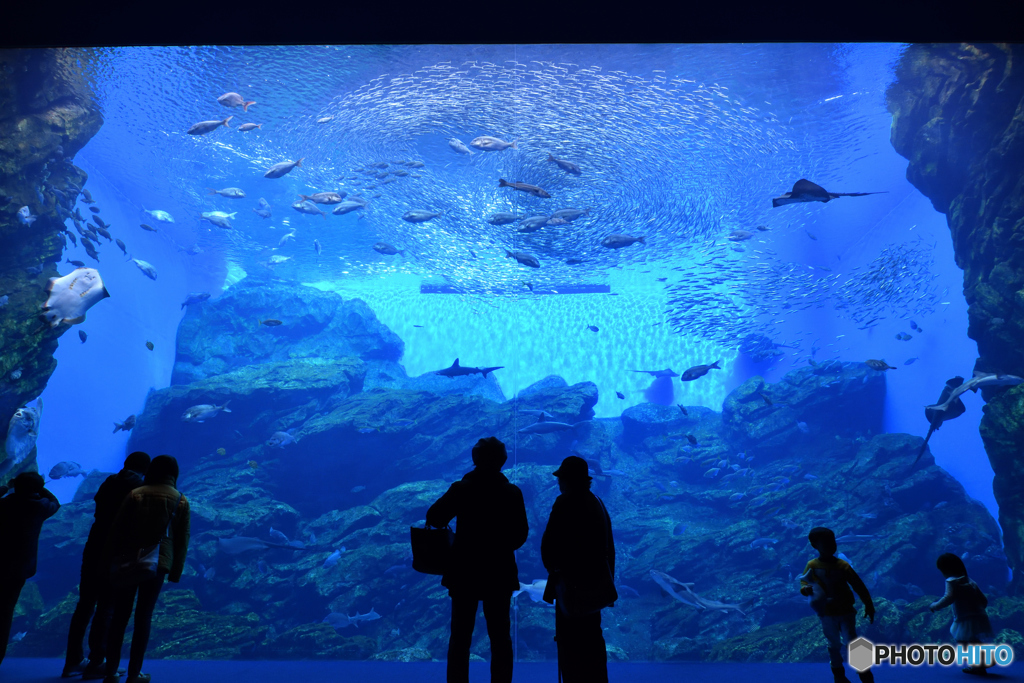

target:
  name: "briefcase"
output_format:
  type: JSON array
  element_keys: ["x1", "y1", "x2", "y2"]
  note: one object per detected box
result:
[{"x1": 410, "y1": 524, "x2": 454, "y2": 575}]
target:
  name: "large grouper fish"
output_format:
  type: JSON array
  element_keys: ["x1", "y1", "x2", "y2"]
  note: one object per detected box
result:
[{"x1": 1, "y1": 399, "x2": 43, "y2": 477}]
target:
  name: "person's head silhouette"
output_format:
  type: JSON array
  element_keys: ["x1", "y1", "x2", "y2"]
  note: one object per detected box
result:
[
  {"x1": 124, "y1": 451, "x2": 151, "y2": 475},
  {"x1": 472, "y1": 437, "x2": 507, "y2": 471},
  {"x1": 145, "y1": 455, "x2": 179, "y2": 485},
  {"x1": 553, "y1": 455, "x2": 592, "y2": 492},
  {"x1": 11, "y1": 471, "x2": 45, "y2": 495}
]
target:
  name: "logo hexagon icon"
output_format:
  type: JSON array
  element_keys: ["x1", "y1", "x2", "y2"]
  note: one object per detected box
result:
[{"x1": 848, "y1": 637, "x2": 874, "y2": 672}]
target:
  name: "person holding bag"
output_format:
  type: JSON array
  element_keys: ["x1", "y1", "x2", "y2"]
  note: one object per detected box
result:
[
  {"x1": 425, "y1": 437, "x2": 528, "y2": 683},
  {"x1": 541, "y1": 455, "x2": 617, "y2": 683},
  {"x1": 102, "y1": 455, "x2": 190, "y2": 683}
]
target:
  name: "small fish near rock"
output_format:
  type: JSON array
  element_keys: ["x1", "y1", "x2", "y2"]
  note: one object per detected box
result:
[
  {"x1": 113, "y1": 415, "x2": 136, "y2": 433},
  {"x1": 182, "y1": 402, "x2": 232, "y2": 423},
  {"x1": 2, "y1": 399, "x2": 42, "y2": 477},
  {"x1": 42, "y1": 268, "x2": 109, "y2": 328},
  {"x1": 181, "y1": 292, "x2": 212, "y2": 310},
  {"x1": 267, "y1": 429, "x2": 296, "y2": 449},
  {"x1": 17, "y1": 206, "x2": 38, "y2": 226},
  {"x1": 864, "y1": 359, "x2": 897, "y2": 371},
  {"x1": 217, "y1": 92, "x2": 256, "y2": 111},
  {"x1": 187, "y1": 117, "x2": 233, "y2": 136}
]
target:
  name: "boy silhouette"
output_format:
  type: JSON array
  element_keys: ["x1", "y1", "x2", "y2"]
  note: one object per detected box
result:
[{"x1": 800, "y1": 527, "x2": 876, "y2": 683}]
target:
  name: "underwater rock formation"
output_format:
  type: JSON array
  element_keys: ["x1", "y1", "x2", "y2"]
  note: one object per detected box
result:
[
  {"x1": 0, "y1": 49, "x2": 102, "y2": 481},
  {"x1": 888, "y1": 43, "x2": 1024, "y2": 591},
  {"x1": 172, "y1": 280, "x2": 403, "y2": 385}
]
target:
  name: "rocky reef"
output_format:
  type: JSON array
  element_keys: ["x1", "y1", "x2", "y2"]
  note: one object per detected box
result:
[
  {"x1": 888, "y1": 43, "x2": 1024, "y2": 592},
  {"x1": 0, "y1": 48, "x2": 103, "y2": 482},
  {"x1": 9, "y1": 280, "x2": 1020, "y2": 662}
]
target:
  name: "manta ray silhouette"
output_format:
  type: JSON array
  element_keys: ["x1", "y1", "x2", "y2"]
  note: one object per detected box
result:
[{"x1": 772, "y1": 179, "x2": 886, "y2": 208}]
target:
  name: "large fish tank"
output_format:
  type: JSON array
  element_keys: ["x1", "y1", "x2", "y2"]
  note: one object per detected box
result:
[{"x1": 2, "y1": 44, "x2": 1022, "y2": 679}]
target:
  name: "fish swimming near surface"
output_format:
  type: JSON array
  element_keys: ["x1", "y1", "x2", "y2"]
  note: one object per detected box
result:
[
  {"x1": 264, "y1": 158, "x2": 303, "y2": 179},
  {"x1": 187, "y1": 117, "x2": 233, "y2": 135},
  {"x1": 291, "y1": 200, "x2": 326, "y2": 219},
  {"x1": 469, "y1": 136, "x2": 517, "y2": 151},
  {"x1": 298, "y1": 192, "x2": 346, "y2": 205},
  {"x1": 217, "y1": 92, "x2": 255, "y2": 111},
  {"x1": 181, "y1": 292, "x2": 212, "y2": 309},
  {"x1": 435, "y1": 358, "x2": 504, "y2": 379},
  {"x1": 448, "y1": 138, "x2": 474, "y2": 155},
  {"x1": 373, "y1": 242, "x2": 404, "y2": 256},
  {"x1": 182, "y1": 402, "x2": 232, "y2": 423},
  {"x1": 131, "y1": 259, "x2": 158, "y2": 280},
  {"x1": 267, "y1": 429, "x2": 296, "y2": 449},
  {"x1": 518, "y1": 414, "x2": 590, "y2": 435},
  {"x1": 238, "y1": 123, "x2": 262, "y2": 132},
  {"x1": 48, "y1": 461, "x2": 86, "y2": 480},
  {"x1": 113, "y1": 414, "x2": 136, "y2": 433},
  {"x1": 864, "y1": 359, "x2": 896, "y2": 371},
  {"x1": 680, "y1": 361, "x2": 721, "y2": 381},
  {"x1": 914, "y1": 376, "x2": 967, "y2": 466},
  {"x1": 547, "y1": 154, "x2": 581, "y2": 174},
  {"x1": 403, "y1": 210, "x2": 441, "y2": 223},
  {"x1": 600, "y1": 234, "x2": 645, "y2": 249},
  {"x1": 505, "y1": 251, "x2": 540, "y2": 268},
  {"x1": 18, "y1": 206, "x2": 37, "y2": 226},
  {"x1": 143, "y1": 208, "x2": 174, "y2": 223},
  {"x1": 322, "y1": 609, "x2": 380, "y2": 630},
  {"x1": 771, "y1": 179, "x2": 887, "y2": 208},
  {"x1": 498, "y1": 179, "x2": 551, "y2": 198},
  {"x1": 1, "y1": 399, "x2": 42, "y2": 477},
  {"x1": 42, "y1": 268, "x2": 109, "y2": 328}
]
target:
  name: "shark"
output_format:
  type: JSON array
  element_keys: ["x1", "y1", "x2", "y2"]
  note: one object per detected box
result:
[
  {"x1": 518, "y1": 414, "x2": 590, "y2": 435},
  {"x1": 216, "y1": 536, "x2": 303, "y2": 556},
  {"x1": 434, "y1": 358, "x2": 504, "y2": 379},
  {"x1": 925, "y1": 371, "x2": 1024, "y2": 415},
  {"x1": 913, "y1": 376, "x2": 967, "y2": 466},
  {"x1": 323, "y1": 608, "x2": 381, "y2": 630},
  {"x1": 772, "y1": 179, "x2": 887, "y2": 208},
  {"x1": 649, "y1": 569, "x2": 748, "y2": 615}
]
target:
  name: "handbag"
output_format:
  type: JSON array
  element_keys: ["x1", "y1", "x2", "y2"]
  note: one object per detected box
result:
[
  {"x1": 410, "y1": 524, "x2": 454, "y2": 575},
  {"x1": 555, "y1": 496, "x2": 618, "y2": 617},
  {"x1": 111, "y1": 491, "x2": 182, "y2": 587}
]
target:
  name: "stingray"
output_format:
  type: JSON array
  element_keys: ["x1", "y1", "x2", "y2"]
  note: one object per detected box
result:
[
  {"x1": 914, "y1": 376, "x2": 966, "y2": 466},
  {"x1": 772, "y1": 179, "x2": 886, "y2": 208},
  {"x1": 925, "y1": 371, "x2": 1024, "y2": 414},
  {"x1": 632, "y1": 368, "x2": 679, "y2": 378},
  {"x1": 42, "y1": 268, "x2": 110, "y2": 328}
]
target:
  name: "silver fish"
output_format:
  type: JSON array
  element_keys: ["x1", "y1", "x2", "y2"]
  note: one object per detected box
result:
[
  {"x1": 448, "y1": 138, "x2": 474, "y2": 155},
  {"x1": 469, "y1": 136, "x2": 517, "y2": 151},
  {"x1": 265, "y1": 158, "x2": 303, "y2": 179},
  {"x1": 131, "y1": 259, "x2": 158, "y2": 280},
  {"x1": 187, "y1": 117, "x2": 233, "y2": 135},
  {"x1": 182, "y1": 402, "x2": 232, "y2": 423}
]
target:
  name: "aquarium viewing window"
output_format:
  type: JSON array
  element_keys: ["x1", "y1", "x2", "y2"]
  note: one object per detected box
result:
[{"x1": 0, "y1": 42, "x2": 1022, "y2": 683}]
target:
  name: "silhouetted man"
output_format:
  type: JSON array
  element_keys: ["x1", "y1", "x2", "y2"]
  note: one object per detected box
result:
[
  {"x1": 64, "y1": 452, "x2": 151, "y2": 679},
  {"x1": 0, "y1": 472, "x2": 61, "y2": 667},
  {"x1": 426, "y1": 437, "x2": 528, "y2": 683},
  {"x1": 541, "y1": 455, "x2": 616, "y2": 683}
]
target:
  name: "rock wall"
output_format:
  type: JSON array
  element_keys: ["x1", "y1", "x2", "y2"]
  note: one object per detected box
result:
[
  {"x1": 0, "y1": 48, "x2": 102, "y2": 478},
  {"x1": 887, "y1": 43, "x2": 1024, "y2": 592}
]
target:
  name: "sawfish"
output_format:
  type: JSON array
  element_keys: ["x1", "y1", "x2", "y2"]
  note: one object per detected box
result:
[
  {"x1": 650, "y1": 569, "x2": 748, "y2": 615},
  {"x1": 772, "y1": 179, "x2": 886, "y2": 208},
  {"x1": 925, "y1": 371, "x2": 1024, "y2": 414}
]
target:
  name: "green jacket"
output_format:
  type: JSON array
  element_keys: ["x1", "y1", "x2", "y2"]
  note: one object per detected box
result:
[{"x1": 105, "y1": 475, "x2": 190, "y2": 582}]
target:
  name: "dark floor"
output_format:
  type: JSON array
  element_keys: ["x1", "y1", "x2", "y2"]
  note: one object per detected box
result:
[{"x1": 2, "y1": 659, "x2": 1022, "y2": 682}]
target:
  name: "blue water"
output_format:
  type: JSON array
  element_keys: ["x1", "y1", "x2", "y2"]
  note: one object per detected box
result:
[{"x1": 35, "y1": 44, "x2": 993, "y2": 517}]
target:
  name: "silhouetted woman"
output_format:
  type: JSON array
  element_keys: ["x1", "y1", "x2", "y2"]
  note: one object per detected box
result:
[
  {"x1": 103, "y1": 455, "x2": 190, "y2": 683},
  {"x1": 426, "y1": 437, "x2": 529, "y2": 683}
]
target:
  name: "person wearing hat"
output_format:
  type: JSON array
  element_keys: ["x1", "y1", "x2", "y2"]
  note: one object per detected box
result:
[
  {"x1": 541, "y1": 455, "x2": 616, "y2": 683},
  {"x1": 0, "y1": 472, "x2": 61, "y2": 668},
  {"x1": 426, "y1": 436, "x2": 528, "y2": 683}
]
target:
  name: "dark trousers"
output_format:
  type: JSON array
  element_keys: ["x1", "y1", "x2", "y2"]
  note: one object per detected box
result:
[
  {"x1": 66, "y1": 560, "x2": 112, "y2": 666},
  {"x1": 555, "y1": 604, "x2": 608, "y2": 683},
  {"x1": 447, "y1": 593, "x2": 513, "y2": 683},
  {"x1": 105, "y1": 574, "x2": 165, "y2": 677},
  {"x1": 0, "y1": 576, "x2": 27, "y2": 667}
]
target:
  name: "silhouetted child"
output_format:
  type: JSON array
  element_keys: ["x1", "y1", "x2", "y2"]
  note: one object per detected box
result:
[
  {"x1": 929, "y1": 553, "x2": 992, "y2": 676},
  {"x1": 800, "y1": 527, "x2": 876, "y2": 683}
]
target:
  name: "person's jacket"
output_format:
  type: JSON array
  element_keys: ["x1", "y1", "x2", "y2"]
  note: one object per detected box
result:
[
  {"x1": 799, "y1": 556, "x2": 874, "y2": 617},
  {"x1": 82, "y1": 468, "x2": 145, "y2": 568},
  {"x1": 105, "y1": 475, "x2": 190, "y2": 582},
  {"x1": 426, "y1": 467, "x2": 528, "y2": 595},
  {"x1": 540, "y1": 488, "x2": 615, "y2": 603},
  {"x1": 930, "y1": 575, "x2": 989, "y2": 622},
  {"x1": 0, "y1": 486, "x2": 61, "y2": 579}
]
